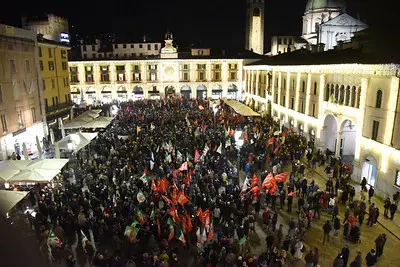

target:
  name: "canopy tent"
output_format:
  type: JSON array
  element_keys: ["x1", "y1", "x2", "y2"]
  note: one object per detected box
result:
[
  {"x1": 82, "y1": 116, "x2": 113, "y2": 129},
  {"x1": 0, "y1": 190, "x2": 29, "y2": 215},
  {"x1": 225, "y1": 100, "x2": 260, "y2": 117},
  {"x1": 6, "y1": 169, "x2": 60, "y2": 183},
  {"x1": 56, "y1": 132, "x2": 98, "y2": 152},
  {"x1": 25, "y1": 159, "x2": 69, "y2": 171},
  {"x1": 0, "y1": 161, "x2": 31, "y2": 181},
  {"x1": 82, "y1": 109, "x2": 102, "y2": 118}
]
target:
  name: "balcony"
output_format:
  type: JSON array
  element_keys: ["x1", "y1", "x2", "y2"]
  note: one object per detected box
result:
[
  {"x1": 100, "y1": 79, "x2": 110, "y2": 84},
  {"x1": 70, "y1": 80, "x2": 80, "y2": 85}
]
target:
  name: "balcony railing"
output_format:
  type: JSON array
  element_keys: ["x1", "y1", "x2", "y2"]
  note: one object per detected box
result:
[{"x1": 45, "y1": 101, "x2": 73, "y2": 114}]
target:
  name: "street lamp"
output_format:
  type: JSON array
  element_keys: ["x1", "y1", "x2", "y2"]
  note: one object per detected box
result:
[{"x1": 234, "y1": 130, "x2": 244, "y2": 185}]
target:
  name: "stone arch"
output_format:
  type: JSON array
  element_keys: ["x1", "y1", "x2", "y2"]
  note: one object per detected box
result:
[
  {"x1": 253, "y1": 7, "x2": 261, "y2": 17},
  {"x1": 196, "y1": 84, "x2": 207, "y2": 99},
  {"x1": 339, "y1": 119, "x2": 357, "y2": 160},
  {"x1": 321, "y1": 114, "x2": 338, "y2": 153}
]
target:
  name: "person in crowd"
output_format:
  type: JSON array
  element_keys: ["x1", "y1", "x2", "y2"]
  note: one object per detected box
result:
[
  {"x1": 333, "y1": 253, "x2": 344, "y2": 267},
  {"x1": 368, "y1": 186, "x2": 375, "y2": 203},
  {"x1": 383, "y1": 197, "x2": 391, "y2": 218},
  {"x1": 341, "y1": 245, "x2": 350, "y2": 267},
  {"x1": 375, "y1": 233, "x2": 387, "y2": 259},
  {"x1": 322, "y1": 220, "x2": 332, "y2": 244},
  {"x1": 350, "y1": 251, "x2": 362, "y2": 267},
  {"x1": 365, "y1": 249, "x2": 378, "y2": 267}
]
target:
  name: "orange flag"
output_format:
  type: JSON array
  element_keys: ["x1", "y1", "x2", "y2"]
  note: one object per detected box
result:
[
  {"x1": 151, "y1": 179, "x2": 158, "y2": 191},
  {"x1": 177, "y1": 191, "x2": 189, "y2": 206}
]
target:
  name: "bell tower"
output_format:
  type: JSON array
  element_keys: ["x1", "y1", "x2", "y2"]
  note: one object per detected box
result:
[{"x1": 245, "y1": 0, "x2": 265, "y2": 55}]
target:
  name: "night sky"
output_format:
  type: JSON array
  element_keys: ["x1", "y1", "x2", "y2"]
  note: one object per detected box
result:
[{"x1": 0, "y1": 0, "x2": 397, "y2": 50}]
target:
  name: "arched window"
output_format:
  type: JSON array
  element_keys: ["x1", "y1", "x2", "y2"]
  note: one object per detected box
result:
[
  {"x1": 334, "y1": 84, "x2": 339, "y2": 101},
  {"x1": 283, "y1": 38, "x2": 287, "y2": 45},
  {"x1": 339, "y1": 85, "x2": 345, "y2": 104},
  {"x1": 356, "y1": 87, "x2": 361, "y2": 108},
  {"x1": 278, "y1": 38, "x2": 282, "y2": 45},
  {"x1": 376, "y1": 90, "x2": 383, "y2": 108},
  {"x1": 325, "y1": 84, "x2": 330, "y2": 101},
  {"x1": 253, "y1": 8, "x2": 261, "y2": 17},
  {"x1": 345, "y1": 86, "x2": 350, "y2": 106},
  {"x1": 302, "y1": 81, "x2": 306, "y2": 92},
  {"x1": 330, "y1": 84, "x2": 334, "y2": 96},
  {"x1": 314, "y1": 82, "x2": 318, "y2": 95},
  {"x1": 351, "y1": 86, "x2": 356, "y2": 107},
  {"x1": 283, "y1": 79, "x2": 286, "y2": 89}
]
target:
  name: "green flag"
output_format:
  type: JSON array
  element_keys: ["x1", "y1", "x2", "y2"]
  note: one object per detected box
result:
[{"x1": 238, "y1": 235, "x2": 247, "y2": 246}]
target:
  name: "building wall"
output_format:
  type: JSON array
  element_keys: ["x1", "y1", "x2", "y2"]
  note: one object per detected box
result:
[
  {"x1": 0, "y1": 30, "x2": 44, "y2": 160},
  {"x1": 24, "y1": 14, "x2": 69, "y2": 42},
  {"x1": 244, "y1": 63, "x2": 400, "y2": 199},
  {"x1": 271, "y1": 36, "x2": 296, "y2": 56},
  {"x1": 39, "y1": 43, "x2": 71, "y2": 111},
  {"x1": 69, "y1": 59, "x2": 243, "y2": 103},
  {"x1": 245, "y1": 0, "x2": 265, "y2": 55}
]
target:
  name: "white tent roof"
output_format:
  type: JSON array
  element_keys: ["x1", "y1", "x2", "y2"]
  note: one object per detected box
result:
[
  {"x1": 7, "y1": 169, "x2": 60, "y2": 183},
  {"x1": 83, "y1": 117, "x2": 113, "y2": 129},
  {"x1": 0, "y1": 190, "x2": 28, "y2": 215},
  {"x1": 25, "y1": 159, "x2": 69, "y2": 170},
  {"x1": 0, "y1": 161, "x2": 32, "y2": 182},
  {"x1": 225, "y1": 100, "x2": 261, "y2": 117},
  {"x1": 56, "y1": 132, "x2": 98, "y2": 152}
]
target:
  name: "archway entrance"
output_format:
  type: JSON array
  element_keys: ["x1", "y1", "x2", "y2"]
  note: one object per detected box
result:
[
  {"x1": 196, "y1": 84, "x2": 207, "y2": 99},
  {"x1": 132, "y1": 86, "x2": 144, "y2": 101},
  {"x1": 362, "y1": 155, "x2": 377, "y2": 187},
  {"x1": 339, "y1": 119, "x2": 356, "y2": 163},
  {"x1": 165, "y1": 85, "x2": 176, "y2": 98},
  {"x1": 320, "y1": 114, "x2": 338, "y2": 154},
  {"x1": 180, "y1": 85, "x2": 191, "y2": 99}
]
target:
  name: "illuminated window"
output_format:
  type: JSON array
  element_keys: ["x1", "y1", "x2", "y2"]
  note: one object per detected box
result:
[
  {"x1": 395, "y1": 170, "x2": 400, "y2": 187},
  {"x1": 17, "y1": 111, "x2": 24, "y2": 128},
  {"x1": 51, "y1": 79, "x2": 55, "y2": 89},
  {"x1": 48, "y1": 48, "x2": 52, "y2": 58},
  {"x1": 48, "y1": 61, "x2": 55, "y2": 71}
]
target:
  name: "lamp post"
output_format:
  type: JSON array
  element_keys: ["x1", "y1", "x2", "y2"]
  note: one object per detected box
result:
[{"x1": 234, "y1": 130, "x2": 244, "y2": 185}]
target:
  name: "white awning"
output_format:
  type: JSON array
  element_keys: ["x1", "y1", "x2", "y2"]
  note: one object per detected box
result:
[
  {"x1": 56, "y1": 132, "x2": 98, "y2": 152},
  {"x1": 0, "y1": 190, "x2": 29, "y2": 215},
  {"x1": 6, "y1": 169, "x2": 61, "y2": 183},
  {"x1": 225, "y1": 100, "x2": 260, "y2": 117}
]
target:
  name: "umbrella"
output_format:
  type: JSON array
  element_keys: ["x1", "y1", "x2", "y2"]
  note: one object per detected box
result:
[
  {"x1": 25, "y1": 159, "x2": 69, "y2": 170},
  {"x1": 7, "y1": 169, "x2": 60, "y2": 183}
]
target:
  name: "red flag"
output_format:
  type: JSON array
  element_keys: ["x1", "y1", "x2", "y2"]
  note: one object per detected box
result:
[
  {"x1": 171, "y1": 188, "x2": 178, "y2": 205},
  {"x1": 184, "y1": 171, "x2": 191, "y2": 185},
  {"x1": 196, "y1": 208, "x2": 202, "y2": 217},
  {"x1": 262, "y1": 172, "x2": 274, "y2": 188},
  {"x1": 186, "y1": 215, "x2": 193, "y2": 233},
  {"x1": 168, "y1": 206, "x2": 180, "y2": 223},
  {"x1": 207, "y1": 223, "x2": 214, "y2": 241},
  {"x1": 177, "y1": 191, "x2": 189, "y2": 206},
  {"x1": 275, "y1": 172, "x2": 289, "y2": 183},
  {"x1": 288, "y1": 191, "x2": 297, "y2": 197},
  {"x1": 200, "y1": 209, "x2": 210, "y2": 227},
  {"x1": 162, "y1": 195, "x2": 173, "y2": 205},
  {"x1": 249, "y1": 186, "x2": 261, "y2": 193},
  {"x1": 194, "y1": 149, "x2": 200, "y2": 163},
  {"x1": 267, "y1": 137, "x2": 275, "y2": 147},
  {"x1": 179, "y1": 161, "x2": 188, "y2": 171},
  {"x1": 251, "y1": 173, "x2": 259, "y2": 187},
  {"x1": 158, "y1": 179, "x2": 166, "y2": 194},
  {"x1": 151, "y1": 179, "x2": 158, "y2": 191},
  {"x1": 274, "y1": 145, "x2": 280, "y2": 155}
]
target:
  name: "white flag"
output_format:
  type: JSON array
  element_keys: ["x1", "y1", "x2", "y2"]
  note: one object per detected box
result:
[
  {"x1": 150, "y1": 160, "x2": 155, "y2": 170},
  {"x1": 216, "y1": 143, "x2": 222, "y2": 154}
]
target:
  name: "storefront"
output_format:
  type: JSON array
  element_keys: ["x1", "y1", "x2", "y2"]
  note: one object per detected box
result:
[
  {"x1": 165, "y1": 85, "x2": 176, "y2": 98},
  {"x1": 132, "y1": 86, "x2": 144, "y2": 101},
  {"x1": 149, "y1": 86, "x2": 160, "y2": 100},
  {"x1": 196, "y1": 84, "x2": 207, "y2": 99},
  {"x1": 180, "y1": 85, "x2": 192, "y2": 99},
  {"x1": 117, "y1": 86, "x2": 128, "y2": 102},
  {"x1": 309, "y1": 128, "x2": 315, "y2": 143},
  {"x1": 86, "y1": 88, "x2": 97, "y2": 105},
  {"x1": 0, "y1": 122, "x2": 45, "y2": 160},
  {"x1": 71, "y1": 88, "x2": 82, "y2": 104},
  {"x1": 212, "y1": 85, "x2": 222, "y2": 100},
  {"x1": 227, "y1": 84, "x2": 238, "y2": 100},
  {"x1": 298, "y1": 123, "x2": 304, "y2": 135},
  {"x1": 101, "y1": 87, "x2": 112, "y2": 104}
]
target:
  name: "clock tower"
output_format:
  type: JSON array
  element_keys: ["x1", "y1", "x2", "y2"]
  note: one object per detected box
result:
[{"x1": 245, "y1": 0, "x2": 265, "y2": 55}]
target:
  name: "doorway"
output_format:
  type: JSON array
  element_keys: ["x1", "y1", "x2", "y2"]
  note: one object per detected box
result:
[{"x1": 362, "y1": 155, "x2": 377, "y2": 186}]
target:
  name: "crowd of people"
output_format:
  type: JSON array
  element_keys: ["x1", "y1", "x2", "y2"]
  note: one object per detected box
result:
[{"x1": 10, "y1": 98, "x2": 397, "y2": 267}]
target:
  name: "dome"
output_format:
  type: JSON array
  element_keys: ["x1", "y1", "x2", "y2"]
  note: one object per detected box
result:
[{"x1": 305, "y1": 0, "x2": 345, "y2": 12}]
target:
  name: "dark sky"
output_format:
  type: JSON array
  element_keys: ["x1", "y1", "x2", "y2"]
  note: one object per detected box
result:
[{"x1": 0, "y1": 0, "x2": 397, "y2": 50}]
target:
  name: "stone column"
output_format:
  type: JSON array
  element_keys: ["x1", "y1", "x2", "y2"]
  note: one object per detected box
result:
[
  {"x1": 335, "y1": 130, "x2": 342, "y2": 157},
  {"x1": 255, "y1": 70, "x2": 260, "y2": 96}
]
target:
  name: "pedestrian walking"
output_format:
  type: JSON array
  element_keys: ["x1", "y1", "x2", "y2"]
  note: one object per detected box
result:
[
  {"x1": 375, "y1": 233, "x2": 387, "y2": 258},
  {"x1": 322, "y1": 220, "x2": 332, "y2": 244},
  {"x1": 365, "y1": 249, "x2": 377, "y2": 267},
  {"x1": 368, "y1": 186, "x2": 375, "y2": 203},
  {"x1": 341, "y1": 245, "x2": 349, "y2": 266}
]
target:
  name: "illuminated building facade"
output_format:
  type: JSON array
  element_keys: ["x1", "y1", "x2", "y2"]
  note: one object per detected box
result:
[
  {"x1": 0, "y1": 24, "x2": 45, "y2": 160},
  {"x1": 38, "y1": 36, "x2": 72, "y2": 141},
  {"x1": 69, "y1": 35, "x2": 248, "y2": 104},
  {"x1": 243, "y1": 51, "x2": 400, "y2": 198},
  {"x1": 245, "y1": 0, "x2": 265, "y2": 55}
]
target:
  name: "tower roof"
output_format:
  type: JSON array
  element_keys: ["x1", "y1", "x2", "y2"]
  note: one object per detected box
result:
[{"x1": 305, "y1": 0, "x2": 345, "y2": 13}]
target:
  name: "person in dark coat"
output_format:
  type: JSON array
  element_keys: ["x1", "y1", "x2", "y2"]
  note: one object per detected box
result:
[
  {"x1": 365, "y1": 249, "x2": 377, "y2": 267},
  {"x1": 341, "y1": 245, "x2": 350, "y2": 266},
  {"x1": 375, "y1": 233, "x2": 387, "y2": 258},
  {"x1": 390, "y1": 202, "x2": 397, "y2": 220},
  {"x1": 368, "y1": 186, "x2": 375, "y2": 203},
  {"x1": 322, "y1": 220, "x2": 332, "y2": 244},
  {"x1": 350, "y1": 251, "x2": 362, "y2": 267}
]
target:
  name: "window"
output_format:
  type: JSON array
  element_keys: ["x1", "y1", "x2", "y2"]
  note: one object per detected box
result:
[
  {"x1": 123, "y1": 44, "x2": 127, "y2": 49},
  {"x1": 42, "y1": 79, "x2": 46, "y2": 90},
  {"x1": 183, "y1": 72, "x2": 189, "y2": 81},
  {"x1": 48, "y1": 61, "x2": 55, "y2": 71},
  {"x1": 93, "y1": 54, "x2": 96, "y2": 59},
  {"x1": 283, "y1": 38, "x2": 287, "y2": 45},
  {"x1": 131, "y1": 44, "x2": 134, "y2": 48},
  {"x1": 314, "y1": 82, "x2": 317, "y2": 95},
  {"x1": 139, "y1": 44, "x2": 143, "y2": 48},
  {"x1": 215, "y1": 72, "x2": 220, "y2": 81},
  {"x1": 215, "y1": 64, "x2": 220, "y2": 70},
  {"x1": 51, "y1": 79, "x2": 55, "y2": 89},
  {"x1": 198, "y1": 50, "x2": 204, "y2": 56},
  {"x1": 278, "y1": 38, "x2": 282, "y2": 45},
  {"x1": 62, "y1": 62, "x2": 68, "y2": 70},
  {"x1": 283, "y1": 79, "x2": 286, "y2": 89},
  {"x1": 118, "y1": 73, "x2": 125, "y2": 81},
  {"x1": 229, "y1": 72, "x2": 236, "y2": 81},
  {"x1": 48, "y1": 48, "x2": 52, "y2": 58},
  {"x1": 0, "y1": 86, "x2": 2, "y2": 103},
  {"x1": 312, "y1": 103, "x2": 316, "y2": 117},
  {"x1": 101, "y1": 73, "x2": 109, "y2": 82},
  {"x1": 17, "y1": 111, "x2": 24, "y2": 128},
  {"x1": 301, "y1": 101, "x2": 304, "y2": 113},
  {"x1": 372, "y1": 120, "x2": 379, "y2": 141},
  {"x1": 147, "y1": 44, "x2": 151, "y2": 50},
  {"x1": 155, "y1": 44, "x2": 158, "y2": 50},
  {"x1": 199, "y1": 72, "x2": 205, "y2": 81},
  {"x1": 61, "y1": 50, "x2": 67, "y2": 59},
  {"x1": 55, "y1": 96, "x2": 58, "y2": 106},
  {"x1": 63, "y1": 77, "x2": 68, "y2": 87},
  {"x1": 99, "y1": 54, "x2": 103, "y2": 58},
  {"x1": 9, "y1": 59, "x2": 16, "y2": 73},
  {"x1": 134, "y1": 65, "x2": 140, "y2": 72},
  {"x1": 31, "y1": 108, "x2": 36, "y2": 123},
  {"x1": 376, "y1": 90, "x2": 383, "y2": 108},
  {"x1": 83, "y1": 54, "x2": 87, "y2": 59},
  {"x1": 38, "y1": 47, "x2": 42, "y2": 57},
  {"x1": 134, "y1": 73, "x2": 141, "y2": 81},
  {"x1": 39, "y1": 60, "x2": 44, "y2": 71},
  {"x1": 292, "y1": 79, "x2": 295, "y2": 90},
  {"x1": 302, "y1": 80, "x2": 306, "y2": 92},
  {"x1": 52, "y1": 97, "x2": 55, "y2": 107},
  {"x1": 25, "y1": 60, "x2": 30, "y2": 72},
  {"x1": 183, "y1": 64, "x2": 189, "y2": 70},
  {"x1": 83, "y1": 46, "x2": 87, "y2": 52},
  {"x1": 1, "y1": 114, "x2": 7, "y2": 132},
  {"x1": 86, "y1": 74, "x2": 93, "y2": 82},
  {"x1": 291, "y1": 97, "x2": 294, "y2": 109},
  {"x1": 114, "y1": 44, "x2": 118, "y2": 49},
  {"x1": 124, "y1": 53, "x2": 127, "y2": 57},
  {"x1": 149, "y1": 65, "x2": 157, "y2": 70},
  {"x1": 150, "y1": 73, "x2": 156, "y2": 81},
  {"x1": 395, "y1": 171, "x2": 400, "y2": 187}
]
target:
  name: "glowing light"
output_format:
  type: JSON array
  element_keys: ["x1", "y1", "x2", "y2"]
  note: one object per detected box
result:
[
  {"x1": 305, "y1": 73, "x2": 311, "y2": 115},
  {"x1": 384, "y1": 77, "x2": 399, "y2": 145},
  {"x1": 295, "y1": 72, "x2": 301, "y2": 111},
  {"x1": 4, "y1": 183, "x2": 9, "y2": 189}
]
